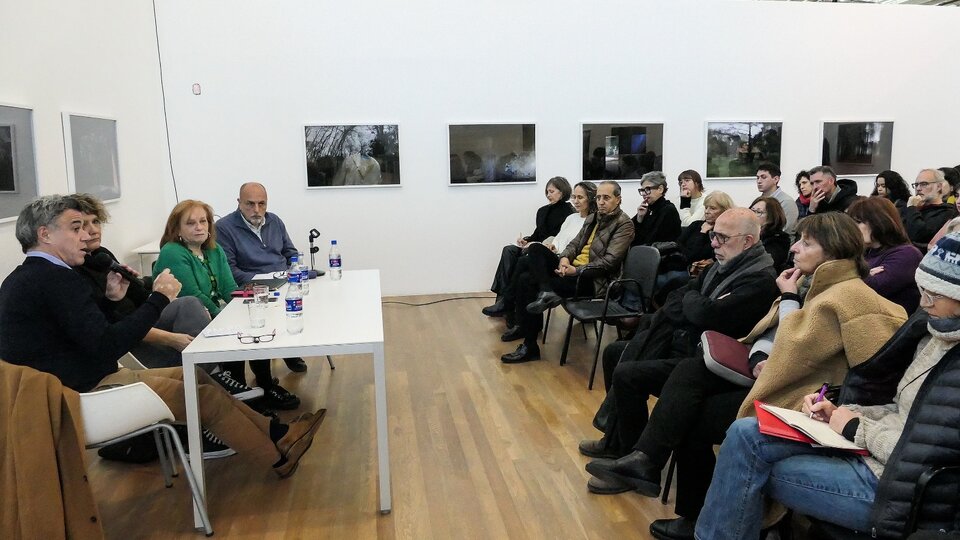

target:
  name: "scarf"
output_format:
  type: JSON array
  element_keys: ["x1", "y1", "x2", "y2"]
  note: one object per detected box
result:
[
  {"x1": 700, "y1": 242, "x2": 774, "y2": 300},
  {"x1": 797, "y1": 192, "x2": 811, "y2": 206}
]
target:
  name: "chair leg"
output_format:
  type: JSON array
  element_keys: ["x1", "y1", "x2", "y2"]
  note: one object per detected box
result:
[
  {"x1": 154, "y1": 429, "x2": 174, "y2": 488},
  {"x1": 163, "y1": 428, "x2": 178, "y2": 478},
  {"x1": 592, "y1": 322, "x2": 599, "y2": 339},
  {"x1": 661, "y1": 452, "x2": 677, "y2": 505},
  {"x1": 580, "y1": 320, "x2": 588, "y2": 340},
  {"x1": 326, "y1": 355, "x2": 335, "y2": 370},
  {"x1": 542, "y1": 308, "x2": 552, "y2": 345},
  {"x1": 159, "y1": 424, "x2": 214, "y2": 536},
  {"x1": 559, "y1": 315, "x2": 575, "y2": 366},
  {"x1": 588, "y1": 323, "x2": 606, "y2": 390}
]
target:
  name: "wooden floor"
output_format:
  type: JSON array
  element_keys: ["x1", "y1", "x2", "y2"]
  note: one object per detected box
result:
[{"x1": 90, "y1": 293, "x2": 676, "y2": 539}]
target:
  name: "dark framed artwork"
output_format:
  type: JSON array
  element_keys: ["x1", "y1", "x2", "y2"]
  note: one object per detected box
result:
[
  {"x1": 449, "y1": 124, "x2": 536, "y2": 184},
  {"x1": 822, "y1": 121, "x2": 893, "y2": 175},
  {"x1": 706, "y1": 121, "x2": 782, "y2": 179},
  {"x1": 304, "y1": 124, "x2": 400, "y2": 188},
  {"x1": 63, "y1": 113, "x2": 121, "y2": 201},
  {"x1": 0, "y1": 104, "x2": 38, "y2": 221},
  {"x1": 582, "y1": 123, "x2": 664, "y2": 181}
]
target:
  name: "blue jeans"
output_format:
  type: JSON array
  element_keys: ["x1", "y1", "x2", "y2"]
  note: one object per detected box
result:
[{"x1": 695, "y1": 417, "x2": 879, "y2": 540}]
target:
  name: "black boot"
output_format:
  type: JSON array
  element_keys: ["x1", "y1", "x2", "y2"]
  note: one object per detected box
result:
[
  {"x1": 482, "y1": 297, "x2": 507, "y2": 317},
  {"x1": 649, "y1": 517, "x2": 696, "y2": 540},
  {"x1": 500, "y1": 342, "x2": 541, "y2": 364},
  {"x1": 585, "y1": 450, "x2": 663, "y2": 497}
]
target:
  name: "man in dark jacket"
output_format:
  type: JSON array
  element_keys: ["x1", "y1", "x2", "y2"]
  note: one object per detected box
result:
[
  {"x1": 900, "y1": 168, "x2": 959, "y2": 247},
  {"x1": 632, "y1": 171, "x2": 682, "y2": 246},
  {"x1": 808, "y1": 165, "x2": 858, "y2": 214},
  {"x1": 501, "y1": 181, "x2": 634, "y2": 363}
]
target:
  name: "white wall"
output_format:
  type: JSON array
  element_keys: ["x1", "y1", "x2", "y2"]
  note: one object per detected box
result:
[{"x1": 0, "y1": 0, "x2": 173, "y2": 277}]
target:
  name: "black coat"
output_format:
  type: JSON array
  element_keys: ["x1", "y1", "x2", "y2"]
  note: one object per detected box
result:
[
  {"x1": 632, "y1": 197, "x2": 681, "y2": 247},
  {"x1": 526, "y1": 201, "x2": 575, "y2": 243},
  {"x1": 812, "y1": 178, "x2": 859, "y2": 214},
  {"x1": 838, "y1": 311, "x2": 960, "y2": 538},
  {"x1": 900, "y1": 203, "x2": 959, "y2": 246}
]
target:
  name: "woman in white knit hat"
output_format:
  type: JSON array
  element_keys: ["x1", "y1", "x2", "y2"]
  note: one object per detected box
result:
[{"x1": 695, "y1": 232, "x2": 960, "y2": 539}]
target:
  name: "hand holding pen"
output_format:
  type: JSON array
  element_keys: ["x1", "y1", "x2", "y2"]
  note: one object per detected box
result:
[{"x1": 801, "y1": 383, "x2": 834, "y2": 422}]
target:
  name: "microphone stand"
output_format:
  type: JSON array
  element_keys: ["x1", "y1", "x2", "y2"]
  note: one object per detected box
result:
[{"x1": 308, "y1": 228, "x2": 321, "y2": 273}]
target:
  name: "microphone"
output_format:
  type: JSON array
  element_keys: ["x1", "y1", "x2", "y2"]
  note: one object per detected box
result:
[
  {"x1": 308, "y1": 228, "x2": 321, "y2": 241},
  {"x1": 86, "y1": 252, "x2": 144, "y2": 287}
]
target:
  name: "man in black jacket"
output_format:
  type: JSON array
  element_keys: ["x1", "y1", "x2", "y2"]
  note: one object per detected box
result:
[
  {"x1": 0, "y1": 195, "x2": 325, "y2": 478},
  {"x1": 900, "y1": 168, "x2": 959, "y2": 247},
  {"x1": 807, "y1": 165, "x2": 858, "y2": 214},
  {"x1": 580, "y1": 208, "x2": 778, "y2": 459}
]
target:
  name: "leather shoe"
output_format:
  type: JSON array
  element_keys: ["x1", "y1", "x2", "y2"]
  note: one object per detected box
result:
[
  {"x1": 584, "y1": 451, "x2": 662, "y2": 497},
  {"x1": 274, "y1": 409, "x2": 327, "y2": 478},
  {"x1": 500, "y1": 343, "x2": 540, "y2": 364},
  {"x1": 284, "y1": 357, "x2": 308, "y2": 373},
  {"x1": 649, "y1": 517, "x2": 696, "y2": 540},
  {"x1": 482, "y1": 297, "x2": 507, "y2": 317},
  {"x1": 587, "y1": 475, "x2": 632, "y2": 495},
  {"x1": 578, "y1": 437, "x2": 624, "y2": 459},
  {"x1": 501, "y1": 325, "x2": 523, "y2": 342},
  {"x1": 526, "y1": 291, "x2": 563, "y2": 314}
]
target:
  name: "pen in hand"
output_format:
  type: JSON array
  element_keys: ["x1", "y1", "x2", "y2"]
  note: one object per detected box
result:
[{"x1": 809, "y1": 383, "x2": 829, "y2": 419}]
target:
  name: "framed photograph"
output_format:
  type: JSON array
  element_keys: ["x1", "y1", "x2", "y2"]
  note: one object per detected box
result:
[
  {"x1": 706, "y1": 121, "x2": 782, "y2": 179},
  {"x1": 0, "y1": 104, "x2": 39, "y2": 222},
  {"x1": 304, "y1": 124, "x2": 400, "y2": 188},
  {"x1": 821, "y1": 121, "x2": 893, "y2": 175},
  {"x1": 448, "y1": 123, "x2": 536, "y2": 184},
  {"x1": 582, "y1": 123, "x2": 664, "y2": 181},
  {"x1": 0, "y1": 125, "x2": 16, "y2": 193},
  {"x1": 62, "y1": 113, "x2": 121, "y2": 201}
]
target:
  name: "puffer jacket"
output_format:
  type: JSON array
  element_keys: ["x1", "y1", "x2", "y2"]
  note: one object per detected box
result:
[
  {"x1": 838, "y1": 311, "x2": 960, "y2": 538},
  {"x1": 558, "y1": 208, "x2": 635, "y2": 294}
]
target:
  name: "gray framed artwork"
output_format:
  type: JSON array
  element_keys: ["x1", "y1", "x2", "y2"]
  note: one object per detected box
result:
[
  {"x1": 449, "y1": 123, "x2": 536, "y2": 184},
  {"x1": 706, "y1": 121, "x2": 782, "y2": 179},
  {"x1": 822, "y1": 121, "x2": 894, "y2": 175},
  {"x1": 0, "y1": 104, "x2": 39, "y2": 221},
  {"x1": 62, "y1": 113, "x2": 121, "y2": 201},
  {"x1": 304, "y1": 124, "x2": 400, "y2": 188},
  {"x1": 582, "y1": 123, "x2": 664, "y2": 181}
]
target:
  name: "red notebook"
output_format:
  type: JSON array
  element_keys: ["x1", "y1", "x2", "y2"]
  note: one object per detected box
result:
[{"x1": 754, "y1": 400, "x2": 869, "y2": 456}]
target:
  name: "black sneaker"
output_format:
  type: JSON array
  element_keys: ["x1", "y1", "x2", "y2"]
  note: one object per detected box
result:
[
  {"x1": 173, "y1": 425, "x2": 237, "y2": 460},
  {"x1": 211, "y1": 370, "x2": 264, "y2": 401},
  {"x1": 262, "y1": 383, "x2": 301, "y2": 410}
]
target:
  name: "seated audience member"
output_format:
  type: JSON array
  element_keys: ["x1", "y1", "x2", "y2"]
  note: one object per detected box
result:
[
  {"x1": 676, "y1": 170, "x2": 708, "y2": 227},
  {"x1": 749, "y1": 196, "x2": 791, "y2": 272},
  {"x1": 154, "y1": 199, "x2": 301, "y2": 409},
  {"x1": 941, "y1": 166, "x2": 960, "y2": 204},
  {"x1": 900, "y1": 168, "x2": 959, "y2": 247},
  {"x1": 580, "y1": 208, "x2": 779, "y2": 460},
  {"x1": 695, "y1": 234, "x2": 960, "y2": 540},
  {"x1": 929, "y1": 215, "x2": 960, "y2": 251},
  {"x1": 755, "y1": 162, "x2": 798, "y2": 235},
  {"x1": 656, "y1": 191, "x2": 735, "y2": 293},
  {"x1": 584, "y1": 213, "x2": 907, "y2": 540},
  {"x1": 872, "y1": 169, "x2": 911, "y2": 208},
  {"x1": 215, "y1": 182, "x2": 313, "y2": 406},
  {"x1": 632, "y1": 171, "x2": 681, "y2": 246},
  {"x1": 848, "y1": 197, "x2": 924, "y2": 313},
  {"x1": 482, "y1": 176, "x2": 574, "y2": 316},
  {"x1": 498, "y1": 181, "x2": 596, "y2": 331},
  {"x1": 70, "y1": 193, "x2": 213, "y2": 371},
  {"x1": 0, "y1": 195, "x2": 325, "y2": 478},
  {"x1": 794, "y1": 170, "x2": 812, "y2": 220},
  {"x1": 500, "y1": 181, "x2": 634, "y2": 363},
  {"x1": 808, "y1": 165, "x2": 858, "y2": 214}
]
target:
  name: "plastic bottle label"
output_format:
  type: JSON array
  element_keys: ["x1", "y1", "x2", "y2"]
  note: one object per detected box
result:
[
  {"x1": 288, "y1": 272, "x2": 302, "y2": 283},
  {"x1": 329, "y1": 257, "x2": 342, "y2": 268},
  {"x1": 285, "y1": 298, "x2": 302, "y2": 312}
]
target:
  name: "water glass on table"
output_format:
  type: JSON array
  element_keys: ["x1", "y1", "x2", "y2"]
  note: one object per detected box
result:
[{"x1": 247, "y1": 285, "x2": 269, "y2": 328}]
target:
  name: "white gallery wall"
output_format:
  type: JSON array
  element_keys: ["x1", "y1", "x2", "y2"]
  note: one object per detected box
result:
[
  {"x1": 0, "y1": 0, "x2": 173, "y2": 279},
  {"x1": 1, "y1": 1, "x2": 958, "y2": 295}
]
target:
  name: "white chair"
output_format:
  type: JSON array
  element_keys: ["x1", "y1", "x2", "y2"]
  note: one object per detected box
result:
[{"x1": 80, "y1": 382, "x2": 214, "y2": 536}]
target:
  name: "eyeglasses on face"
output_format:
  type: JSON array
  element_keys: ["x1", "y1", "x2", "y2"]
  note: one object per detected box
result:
[
  {"x1": 912, "y1": 181, "x2": 934, "y2": 190},
  {"x1": 751, "y1": 209, "x2": 766, "y2": 216},
  {"x1": 918, "y1": 286, "x2": 946, "y2": 305},
  {"x1": 237, "y1": 329, "x2": 276, "y2": 344},
  {"x1": 708, "y1": 231, "x2": 748, "y2": 245},
  {"x1": 638, "y1": 186, "x2": 661, "y2": 195}
]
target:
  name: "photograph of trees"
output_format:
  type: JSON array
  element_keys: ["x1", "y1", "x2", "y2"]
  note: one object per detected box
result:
[
  {"x1": 706, "y1": 122, "x2": 782, "y2": 178},
  {"x1": 305, "y1": 124, "x2": 400, "y2": 187}
]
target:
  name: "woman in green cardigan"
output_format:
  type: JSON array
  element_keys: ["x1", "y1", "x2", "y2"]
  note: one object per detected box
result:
[{"x1": 155, "y1": 199, "x2": 300, "y2": 410}]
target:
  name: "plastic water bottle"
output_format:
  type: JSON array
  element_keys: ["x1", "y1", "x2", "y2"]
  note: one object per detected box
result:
[
  {"x1": 328, "y1": 240, "x2": 342, "y2": 281},
  {"x1": 285, "y1": 264, "x2": 304, "y2": 334},
  {"x1": 297, "y1": 251, "x2": 310, "y2": 295}
]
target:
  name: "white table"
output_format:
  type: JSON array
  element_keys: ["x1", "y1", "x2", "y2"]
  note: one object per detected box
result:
[
  {"x1": 180, "y1": 269, "x2": 391, "y2": 527},
  {"x1": 132, "y1": 239, "x2": 161, "y2": 275}
]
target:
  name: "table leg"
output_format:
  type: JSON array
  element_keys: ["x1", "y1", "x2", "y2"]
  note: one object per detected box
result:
[
  {"x1": 182, "y1": 362, "x2": 208, "y2": 529},
  {"x1": 373, "y1": 342, "x2": 392, "y2": 514}
]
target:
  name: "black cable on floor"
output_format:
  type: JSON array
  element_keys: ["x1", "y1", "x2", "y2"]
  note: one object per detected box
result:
[{"x1": 382, "y1": 295, "x2": 494, "y2": 307}]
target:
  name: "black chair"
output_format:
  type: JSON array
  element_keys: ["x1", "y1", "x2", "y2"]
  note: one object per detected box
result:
[{"x1": 558, "y1": 246, "x2": 661, "y2": 389}]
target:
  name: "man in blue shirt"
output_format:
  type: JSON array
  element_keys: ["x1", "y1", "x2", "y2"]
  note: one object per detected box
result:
[{"x1": 216, "y1": 182, "x2": 306, "y2": 409}]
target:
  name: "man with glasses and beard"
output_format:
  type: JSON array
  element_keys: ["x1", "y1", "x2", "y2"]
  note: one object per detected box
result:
[{"x1": 900, "y1": 168, "x2": 959, "y2": 247}]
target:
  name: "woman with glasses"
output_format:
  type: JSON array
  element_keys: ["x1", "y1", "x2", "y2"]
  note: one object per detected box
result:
[
  {"x1": 155, "y1": 200, "x2": 301, "y2": 410},
  {"x1": 871, "y1": 169, "x2": 911, "y2": 209},
  {"x1": 696, "y1": 233, "x2": 960, "y2": 539},
  {"x1": 749, "y1": 196, "x2": 791, "y2": 272},
  {"x1": 848, "y1": 197, "x2": 924, "y2": 313},
  {"x1": 632, "y1": 171, "x2": 681, "y2": 247},
  {"x1": 900, "y1": 168, "x2": 959, "y2": 247}
]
